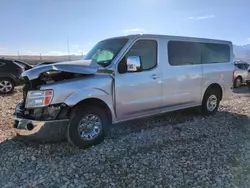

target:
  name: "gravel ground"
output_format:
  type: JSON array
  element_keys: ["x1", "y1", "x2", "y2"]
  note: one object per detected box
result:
[{"x1": 1, "y1": 86, "x2": 250, "y2": 188}]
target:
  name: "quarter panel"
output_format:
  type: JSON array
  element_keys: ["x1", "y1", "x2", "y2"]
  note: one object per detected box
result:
[{"x1": 202, "y1": 63, "x2": 234, "y2": 100}]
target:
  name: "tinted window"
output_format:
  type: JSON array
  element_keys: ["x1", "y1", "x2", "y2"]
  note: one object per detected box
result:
[
  {"x1": 202, "y1": 43, "x2": 230, "y2": 64},
  {"x1": 168, "y1": 41, "x2": 201, "y2": 66},
  {"x1": 235, "y1": 63, "x2": 250, "y2": 70},
  {"x1": 13, "y1": 61, "x2": 25, "y2": 68},
  {"x1": 244, "y1": 64, "x2": 250, "y2": 70},
  {"x1": 125, "y1": 40, "x2": 157, "y2": 70}
]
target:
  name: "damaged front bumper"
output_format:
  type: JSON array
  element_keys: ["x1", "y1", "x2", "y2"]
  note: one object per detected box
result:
[{"x1": 13, "y1": 102, "x2": 69, "y2": 141}]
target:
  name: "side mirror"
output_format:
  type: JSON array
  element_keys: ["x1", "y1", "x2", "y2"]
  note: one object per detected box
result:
[
  {"x1": 126, "y1": 56, "x2": 142, "y2": 72},
  {"x1": 118, "y1": 56, "x2": 142, "y2": 74}
]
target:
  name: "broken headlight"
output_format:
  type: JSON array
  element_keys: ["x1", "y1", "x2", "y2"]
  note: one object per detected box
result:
[{"x1": 25, "y1": 90, "x2": 53, "y2": 109}]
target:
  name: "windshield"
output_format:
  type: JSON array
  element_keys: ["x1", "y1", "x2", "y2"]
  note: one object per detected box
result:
[{"x1": 84, "y1": 38, "x2": 129, "y2": 67}]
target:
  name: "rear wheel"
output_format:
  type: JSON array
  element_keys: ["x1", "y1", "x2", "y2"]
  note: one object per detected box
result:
[
  {"x1": 0, "y1": 78, "x2": 14, "y2": 94},
  {"x1": 234, "y1": 77, "x2": 242, "y2": 88},
  {"x1": 201, "y1": 89, "x2": 220, "y2": 115},
  {"x1": 66, "y1": 105, "x2": 108, "y2": 149}
]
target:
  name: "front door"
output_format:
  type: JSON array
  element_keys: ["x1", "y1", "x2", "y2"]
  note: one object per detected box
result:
[{"x1": 115, "y1": 39, "x2": 162, "y2": 121}]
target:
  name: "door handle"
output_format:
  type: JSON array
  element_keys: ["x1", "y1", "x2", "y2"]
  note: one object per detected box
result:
[{"x1": 151, "y1": 74, "x2": 159, "y2": 79}]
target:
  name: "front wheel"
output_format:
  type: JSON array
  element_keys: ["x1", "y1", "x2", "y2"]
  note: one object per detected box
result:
[
  {"x1": 201, "y1": 90, "x2": 220, "y2": 115},
  {"x1": 66, "y1": 106, "x2": 108, "y2": 149}
]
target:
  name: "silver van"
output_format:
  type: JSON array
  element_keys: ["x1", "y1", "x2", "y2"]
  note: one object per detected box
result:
[{"x1": 13, "y1": 34, "x2": 234, "y2": 148}]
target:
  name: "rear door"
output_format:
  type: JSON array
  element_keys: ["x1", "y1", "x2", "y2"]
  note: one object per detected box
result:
[{"x1": 161, "y1": 40, "x2": 203, "y2": 109}]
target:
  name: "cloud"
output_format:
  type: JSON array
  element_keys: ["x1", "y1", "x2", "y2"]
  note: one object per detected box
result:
[
  {"x1": 189, "y1": 15, "x2": 215, "y2": 20},
  {"x1": 123, "y1": 28, "x2": 145, "y2": 34},
  {"x1": 248, "y1": 38, "x2": 250, "y2": 41},
  {"x1": 72, "y1": 44, "x2": 79, "y2": 48}
]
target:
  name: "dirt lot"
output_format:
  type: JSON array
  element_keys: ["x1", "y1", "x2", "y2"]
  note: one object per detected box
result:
[{"x1": 1, "y1": 87, "x2": 250, "y2": 188}]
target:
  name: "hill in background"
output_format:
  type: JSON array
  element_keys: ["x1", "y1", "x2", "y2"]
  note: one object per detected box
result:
[{"x1": 233, "y1": 44, "x2": 250, "y2": 62}]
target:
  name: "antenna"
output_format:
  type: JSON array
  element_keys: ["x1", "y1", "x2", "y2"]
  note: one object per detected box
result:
[{"x1": 67, "y1": 36, "x2": 71, "y2": 61}]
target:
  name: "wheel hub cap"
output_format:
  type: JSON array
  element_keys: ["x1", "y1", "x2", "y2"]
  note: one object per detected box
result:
[
  {"x1": 207, "y1": 95, "x2": 217, "y2": 111},
  {"x1": 77, "y1": 114, "x2": 102, "y2": 141},
  {"x1": 0, "y1": 81, "x2": 13, "y2": 93}
]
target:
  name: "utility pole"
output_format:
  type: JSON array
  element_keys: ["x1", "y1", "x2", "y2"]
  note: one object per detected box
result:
[
  {"x1": 67, "y1": 36, "x2": 71, "y2": 61},
  {"x1": 17, "y1": 51, "x2": 20, "y2": 60},
  {"x1": 40, "y1": 53, "x2": 42, "y2": 60}
]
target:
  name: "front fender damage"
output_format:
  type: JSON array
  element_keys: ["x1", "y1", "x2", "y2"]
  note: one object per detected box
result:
[{"x1": 18, "y1": 59, "x2": 114, "y2": 122}]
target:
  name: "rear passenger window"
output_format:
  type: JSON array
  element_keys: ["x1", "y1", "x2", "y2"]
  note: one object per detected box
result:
[
  {"x1": 202, "y1": 43, "x2": 230, "y2": 64},
  {"x1": 168, "y1": 41, "x2": 201, "y2": 66},
  {"x1": 125, "y1": 40, "x2": 157, "y2": 70}
]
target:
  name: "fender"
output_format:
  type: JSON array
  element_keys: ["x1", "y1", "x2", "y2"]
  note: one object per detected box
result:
[
  {"x1": 0, "y1": 73, "x2": 19, "y2": 84},
  {"x1": 63, "y1": 87, "x2": 116, "y2": 120},
  {"x1": 64, "y1": 88, "x2": 111, "y2": 106},
  {"x1": 202, "y1": 78, "x2": 225, "y2": 99},
  {"x1": 0, "y1": 73, "x2": 17, "y2": 79}
]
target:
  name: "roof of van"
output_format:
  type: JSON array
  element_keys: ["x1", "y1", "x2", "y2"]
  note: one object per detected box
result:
[{"x1": 104, "y1": 34, "x2": 232, "y2": 44}]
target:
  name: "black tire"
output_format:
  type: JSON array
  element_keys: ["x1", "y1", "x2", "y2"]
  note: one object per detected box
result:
[
  {"x1": 0, "y1": 78, "x2": 15, "y2": 94},
  {"x1": 66, "y1": 105, "x2": 108, "y2": 149},
  {"x1": 248, "y1": 83, "x2": 250, "y2": 90},
  {"x1": 234, "y1": 77, "x2": 242, "y2": 88},
  {"x1": 201, "y1": 89, "x2": 220, "y2": 115}
]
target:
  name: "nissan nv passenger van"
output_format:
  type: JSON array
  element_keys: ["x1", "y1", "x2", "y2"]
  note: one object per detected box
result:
[{"x1": 13, "y1": 34, "x2": 234, "y2": 148}]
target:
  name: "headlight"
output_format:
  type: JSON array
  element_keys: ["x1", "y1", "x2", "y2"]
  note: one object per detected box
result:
[{"x1": 25, "y1": 90, "x2": 53, "y2": 109}]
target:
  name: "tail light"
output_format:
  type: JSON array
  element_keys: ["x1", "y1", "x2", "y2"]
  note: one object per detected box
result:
[{"x1": 17, "y1": 67, "x2": 25, "y2": 71}]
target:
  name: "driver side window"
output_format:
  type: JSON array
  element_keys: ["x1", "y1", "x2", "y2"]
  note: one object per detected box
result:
[{"x1": 125, "y1": 40, "x2": 157, "y2": 70}]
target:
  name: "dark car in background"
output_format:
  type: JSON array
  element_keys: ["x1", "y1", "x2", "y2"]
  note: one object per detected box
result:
[{"x1": 0, "y1": 58, "x2": 33, "y2": 94}]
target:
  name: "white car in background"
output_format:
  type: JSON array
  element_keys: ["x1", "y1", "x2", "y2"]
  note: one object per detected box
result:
[{"x1": 234, "y1": 61, "x2": 250, "y2": 88}]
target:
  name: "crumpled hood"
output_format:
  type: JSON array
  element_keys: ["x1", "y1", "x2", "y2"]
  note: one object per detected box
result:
[{"x1": 21, "y1": 59, "x2": 100, "y2": 80}]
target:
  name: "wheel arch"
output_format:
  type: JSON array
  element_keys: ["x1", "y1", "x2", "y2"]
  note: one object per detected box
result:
[
  {"x1": 70, "y1": 98, "x2": 113, "y2": 125},
  {"x1": 203, "y1": 83, "x2": 223, "y2": 101},
  {"x1": 235, "y1": 75, "x2": 243, "y2": 81},
  {"x1": 0, "y1": 75, "x2": 17, "y2": 86}
]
